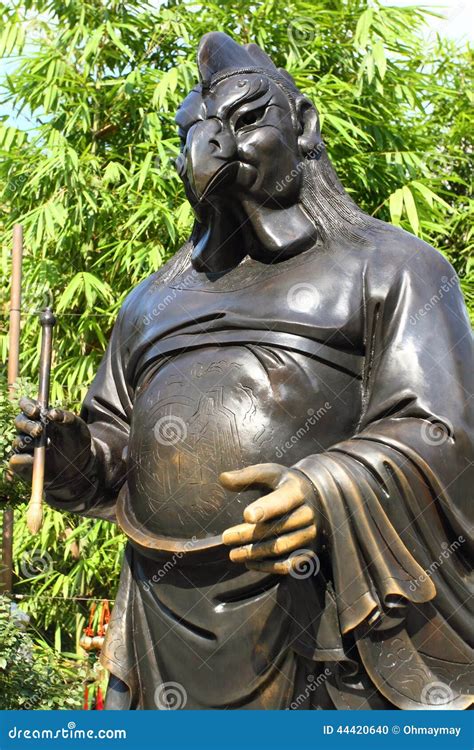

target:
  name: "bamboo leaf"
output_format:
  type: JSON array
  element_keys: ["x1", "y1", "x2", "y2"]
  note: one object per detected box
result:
[
  {"x1": 402, "y1": 185, "x2": 420, "y2": 235},
  {"x1": 354, "y1": 8, "x2": 373, "y2": 49},
  {"x1": 389, "y1": 188, "x2": 404, "y2": 225},
  {"x1": 372, "y1": 41, "x2": 387, "y2": 79}
]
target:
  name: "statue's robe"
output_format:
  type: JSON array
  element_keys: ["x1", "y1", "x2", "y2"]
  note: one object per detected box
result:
[{"x1": 46, "y1": 227, "x2": 473, "y2": 710}]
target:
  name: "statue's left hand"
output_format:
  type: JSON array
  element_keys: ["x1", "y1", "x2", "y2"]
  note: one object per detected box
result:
[{"x1": 220, "y1": 463, "x2": 317, "y2": 575}]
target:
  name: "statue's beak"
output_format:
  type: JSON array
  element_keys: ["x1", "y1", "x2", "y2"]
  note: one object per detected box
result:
[{"x1": 176, "y1": 119, "x2": 238, "y2": 202}]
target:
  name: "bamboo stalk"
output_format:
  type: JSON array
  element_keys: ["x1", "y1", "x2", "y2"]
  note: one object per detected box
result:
[
  {"x1": 7, "y1": 225, "x2": 23, "y2": 395},
  {"x1": 1, "y1": 225, "x2": 23, "y2": 593}
]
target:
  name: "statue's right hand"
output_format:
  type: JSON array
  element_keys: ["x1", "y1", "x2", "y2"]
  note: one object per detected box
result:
[{"x1": 9, "y1": 397, "x2": 93, "y2": 486}]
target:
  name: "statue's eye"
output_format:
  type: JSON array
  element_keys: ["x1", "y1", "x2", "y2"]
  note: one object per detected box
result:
[{"x1": 234, "y1": 106, "x2": 266, "y2": 132}]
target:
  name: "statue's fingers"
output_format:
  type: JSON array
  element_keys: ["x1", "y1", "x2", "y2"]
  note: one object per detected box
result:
[
  {"x1": 229, "y1": 525, "x2": 316, "y2": 563},
  {"x1": 48, "y1": 408, "x2": 76, "y2": 425},
  {"x1": 12, "y1": 434, "x2": 37, "y2": 454},
  {"x1": 222, "y1": 505, "x2": 314, "y2": 546},
  {"x1": 61, "y1": 410, "x2": 77, "y2": 425},
  {"x1": 14, "y1": 414, "x2": 43, "y2": 437},
  {"x1": 9, "y1": 453, "x2": 34, "y2": 482},
  {"x1": 245, "y1": 552, "x2": 316, "y2": 576},
  {"x1": 243, "y1": 480, "x2": 305, "y2": 523},
  {"x1": 219, "y1": 463, "x2": 283, "y2": 492},
  {"x1": 19, "y1": 397, "x2": 41, "y2": 418}
]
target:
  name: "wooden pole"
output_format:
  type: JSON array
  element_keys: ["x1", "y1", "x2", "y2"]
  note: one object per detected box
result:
[
  {"x1": 1, "y1": 225, "x2": 23, "y2": 593},
  {"x1": 27, "y1": 308, "x2": 55, "y2": 535}
]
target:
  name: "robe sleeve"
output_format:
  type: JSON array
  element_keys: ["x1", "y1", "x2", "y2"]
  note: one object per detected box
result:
[
  {"x1": 45, "y1": 306, "x2": 133, "y2": 523},
  {"x1": 294, "y1": 244, "x2": 473, "y2": 645}
]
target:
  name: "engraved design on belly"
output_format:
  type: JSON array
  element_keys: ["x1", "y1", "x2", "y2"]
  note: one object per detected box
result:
[
  {"x1": 190, "y1": 359, "x2": 242, "y2": 378},
  {"x1": 151, "y1": 389, "x2": 239, "y2": 521},
  {"x1": 130, "y1": 363, "x2": 273, "y2": 531}
]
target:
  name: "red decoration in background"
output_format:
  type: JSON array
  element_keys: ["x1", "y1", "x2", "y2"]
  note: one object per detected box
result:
[
  {"x1": 96, "y1": 687, "x2": 104, "y2": 711},
  {"x1": 98, "y1": 600, "x2": 110, "y2": 638},
  {"x1": 81, "y1": 600, "x2": 111, "y2": 710}
]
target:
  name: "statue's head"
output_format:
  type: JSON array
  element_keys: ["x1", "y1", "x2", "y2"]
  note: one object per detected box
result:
[{"x1": 175, "y1": 33, "x2": 367, "y2": 272}]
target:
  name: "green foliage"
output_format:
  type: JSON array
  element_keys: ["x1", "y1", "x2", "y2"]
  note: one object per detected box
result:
[
  {"x1": 0, "y1": 2, "x2": 472, "y2": 410},
  {"x1": 0, "y1": 0, "x2": 472, "y2": 700},
  {"x1": 12, "y1": 503, "x2": 124, "y2": 649},
  {"x1": 0, "y1": 595, "x2": 86, "y2": 709},
  {"x1": 0, "y1": 378, "x2": 25, "y2": 506},
  {"x1": 0, "y1": 372, "x2": 124, "y2": 655}
]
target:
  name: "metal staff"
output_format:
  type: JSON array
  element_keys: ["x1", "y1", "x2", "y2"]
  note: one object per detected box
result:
[{"x1": 27, "y1": 307, "x2": 56, "y2": 535}]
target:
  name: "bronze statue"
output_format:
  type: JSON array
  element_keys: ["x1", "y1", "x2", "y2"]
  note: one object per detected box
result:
[{"x1": 11, "y1": 32, "x2": 473, "y2": 710}]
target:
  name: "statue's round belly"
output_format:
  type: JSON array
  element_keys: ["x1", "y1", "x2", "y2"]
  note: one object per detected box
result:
[{"x1": 127, "y1": 345, "x2": 331, "y2": 539}]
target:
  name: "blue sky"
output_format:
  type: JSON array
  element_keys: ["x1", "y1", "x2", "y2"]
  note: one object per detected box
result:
[
  {"x1": 389, "y1": 0, "x2": 472, "y2": 42},
  {"x1": 1, "y1": 0, "x2": 472, "y2": 129}
]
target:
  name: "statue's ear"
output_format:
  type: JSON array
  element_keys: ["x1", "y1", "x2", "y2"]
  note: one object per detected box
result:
[{"x1": 296, "y1": 98, "x2": 321, "y2": 157}]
